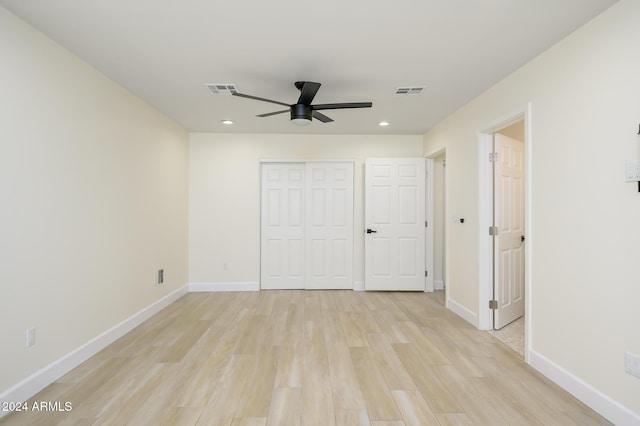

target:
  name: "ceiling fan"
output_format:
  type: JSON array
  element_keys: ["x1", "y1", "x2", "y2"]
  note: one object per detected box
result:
[{"x1": 232, "y1": 81, "x2": 372, "y2": 126}]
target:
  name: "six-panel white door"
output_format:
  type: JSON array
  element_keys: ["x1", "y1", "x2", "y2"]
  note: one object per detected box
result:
[
  {"x1": 261, "y1": 163, "x2": 306, "y2": 289},
  {"x1": 494, "y1": 134, "x2": 525, "y2": 328},
  {"x1": 261, "y1": 162, "x2": 354, "y2": 290},
  {"x1": 305, "y1": 163, "x2": 354, "y2": 289},
  {"x1": 364, "y1": 158, "x2": 426, "y2": 291}
]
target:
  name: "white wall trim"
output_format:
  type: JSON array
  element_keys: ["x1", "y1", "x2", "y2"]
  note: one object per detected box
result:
[
  {"x1": 530, "y1": 351, "x2": 640, "y2": 425},
  {"x1": 446, "y1": 298, "x2": 478, "y2": 328},
  {"x1": 190, "y1": 281, "x2": 364, "y2": 291},
  {"x1": 434, "y1": 280, "x2": 444, "y2": 290},
  {"x1": 188, "y1": 282, "x2": 260, "y2": 292},
  {"x1": 0, "y1": 284, "x2": 188, "y2": 418},
  {"x1": 477, "y1": 131, "x2": 494, "y2": 331}
]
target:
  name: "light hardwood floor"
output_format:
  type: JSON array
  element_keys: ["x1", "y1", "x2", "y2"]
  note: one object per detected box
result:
[{"x1": 1, "y1": 290, "x2": 610, "y2": 425}]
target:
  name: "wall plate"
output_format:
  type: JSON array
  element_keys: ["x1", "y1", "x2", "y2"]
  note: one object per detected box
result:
[{"x1": 625, "y1": 161, "x2": 640, "y2": 182}]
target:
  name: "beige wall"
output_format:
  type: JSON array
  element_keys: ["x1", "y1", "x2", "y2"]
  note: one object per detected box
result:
[
  {"x1": 0, "y1": 8, "x2": 189, "y2": 393},
  {"x1": 423, "y1": 0, "x2": 639, "y2": 415},
  {"x1": 189, "y1": 133, "x2": 423, "y2": 285}
]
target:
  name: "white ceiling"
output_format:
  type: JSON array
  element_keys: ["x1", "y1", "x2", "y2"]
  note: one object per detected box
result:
[{"x1": 1, "y1": 0, "x2": 617, "y2": 135}]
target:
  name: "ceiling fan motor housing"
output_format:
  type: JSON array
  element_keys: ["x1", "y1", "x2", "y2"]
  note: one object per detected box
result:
[
  {"x1": 291, "y1": 103, "x2": 312, "y2": 121},
  {"x1": 232, "y1": 81, "x2": 371, "y2": 125}
]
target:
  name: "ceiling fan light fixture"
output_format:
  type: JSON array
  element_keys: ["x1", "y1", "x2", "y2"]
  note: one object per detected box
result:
[
  {"x1": 291, "y1": 103, "x2": 313, "y2": 126},
  {"x1": 291, "y1": 117, "x2": 312, "y2": 126}
]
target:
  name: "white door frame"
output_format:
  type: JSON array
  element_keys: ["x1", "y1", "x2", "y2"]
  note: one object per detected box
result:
[{"x1": 477, "y1": 103, "x2": 532, "y2": 363}]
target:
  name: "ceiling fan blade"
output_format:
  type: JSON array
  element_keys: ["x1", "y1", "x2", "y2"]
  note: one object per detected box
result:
[
  {"x1": 312, "y1": 102, "x2": 373, "y2": 110},
  {"x1": 312, "y1": 111, "x2": 334, "y2": 123},
  {"x1": 233, "y1": 92, "x2": 290, "y2": 107},
  {"x1": 297, "y1": 82, "x2": 321, "y2": 105},
  {"x1": 257, "y1": 109, "x2": 289, "y2": 118}
]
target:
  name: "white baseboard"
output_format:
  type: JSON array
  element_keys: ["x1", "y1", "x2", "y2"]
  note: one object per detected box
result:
[
  {"x1": 446, "y1": 298, "x2": 479, "y2": 328},
  {"x1": 529, "y1": 351, "x2": 640, "y2": 425},
  {"x1": 0, "y1": 284, "x2": 188, "y2": 418},
  {"x1": 434, "y1": 280, "x2": 444, "y2": 290},
  {"x1": 188, "y1": 282, "x2": 260, "y2": 292},
  {"x1": 189, "y1": 282, "x2": 363, "y2": 292}
]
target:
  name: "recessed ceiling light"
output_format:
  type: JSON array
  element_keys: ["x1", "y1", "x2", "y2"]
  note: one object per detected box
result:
[
  {"x1": 221, "y1": 119, "x2": 234, "y2": 125},
  {"x1": 378, "y1": 121, "x2": 390, "y2": 127}
]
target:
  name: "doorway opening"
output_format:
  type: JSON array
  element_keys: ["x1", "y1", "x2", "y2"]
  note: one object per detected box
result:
[
  {"x1": 427, "y1": 151, "x2": 446, "y2": 307},
  {"x1": 478, "y1": 104, "x2": 531, "y2": 362},
  {"x1": 492, "y1": 123, "x2": 525, "y2": 331},
  {"x1": 488, "y1": 121, "x2": 525, "y2": 357},
  {"x1": 433, "y1": 152, "x2": 446, "y2": 293}
]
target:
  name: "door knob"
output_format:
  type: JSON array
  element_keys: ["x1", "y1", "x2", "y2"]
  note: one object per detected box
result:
[
  {"x1": 521, "y1": 235, "x2": 525, "y2": 242},
  {"x1": 366, "y1": 229, "x2": 377, "y2": 234}
]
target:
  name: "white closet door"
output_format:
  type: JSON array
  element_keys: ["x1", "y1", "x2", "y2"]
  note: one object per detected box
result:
[
  {"x1": 261, "y1": 163, "x2": 305, "y2": 289},
  {"x1": 261, "y1": 162, "x2": 354, "y2": 290},
  {"x1": 305, "y1": 163, "x2": 354, "y2": 289}
]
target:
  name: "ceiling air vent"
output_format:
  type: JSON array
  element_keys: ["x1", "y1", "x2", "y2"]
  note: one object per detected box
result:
[
  {"x1": 395, "y1": 86, "x2": 426, "y2": 96},
  {"x1": 205, "y1": 83, "x2": 238, "y2": 95}
]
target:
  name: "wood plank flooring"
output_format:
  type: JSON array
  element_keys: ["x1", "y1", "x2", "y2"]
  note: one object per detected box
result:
[{"x1": 0, "y1": 290, "x2": 611, "y2": 425}]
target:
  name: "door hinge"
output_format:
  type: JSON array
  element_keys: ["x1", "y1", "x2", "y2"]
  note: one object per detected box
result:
[
  {"x1": 425, "y1": 271, "x2": 428, "y2": 277},
  {"x1": 489, "y1": 152, "x2": 498, "y2": 162},
  {"x1": 425, "y1": 221, "x2": 428, "y2": 227},
  {"x1": 489, "y1": 226, "x2": 499, "y2": 236},
  {"x1": 489, "y1": 300, "x2": 498, "y2": 310}
]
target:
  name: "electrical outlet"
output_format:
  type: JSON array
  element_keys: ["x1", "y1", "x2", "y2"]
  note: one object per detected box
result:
[
  {"x1": 223, "y1": 261, "x2": 228, "y2": 271},
  {"x1": 156, "y1": 269, "x2": 164, "y2": 285},
  {"x1": 625, "y1": 352, "x2": 640, "y2": 378},
  {"x1": 625, "y1": 161, "x2": 640, "y2": 182},
  {"x1": 26, "y1": 327, "x2": 36, "y2": 347}
]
